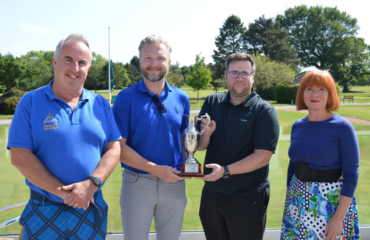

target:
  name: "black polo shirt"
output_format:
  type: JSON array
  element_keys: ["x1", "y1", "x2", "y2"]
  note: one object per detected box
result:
[{"x1": 197, "y1": 89, "x2": 279, "y2": 198}]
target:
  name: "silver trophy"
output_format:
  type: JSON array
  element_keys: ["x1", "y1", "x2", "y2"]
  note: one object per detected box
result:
[{"x1": 179, "y1": 113, "x2": 211, "y2": 177}]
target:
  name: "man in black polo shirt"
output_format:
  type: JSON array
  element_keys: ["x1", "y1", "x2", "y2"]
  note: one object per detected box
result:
[{"x1": 196, "y1": 53, "x2": 279, "y2": 240}]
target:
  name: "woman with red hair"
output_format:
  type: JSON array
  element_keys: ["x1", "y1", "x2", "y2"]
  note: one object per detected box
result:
[{"x1": 280, "y1": 70, "x2": 360, "y2": 240}]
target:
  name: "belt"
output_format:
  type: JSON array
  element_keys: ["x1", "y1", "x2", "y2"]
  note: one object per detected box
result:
[
  {"x1": 30, "y1": 190, "x2": 103, "y2": 228},
  {"x1": 295, "y1": 162, "x2": 342, "y2": 182}
]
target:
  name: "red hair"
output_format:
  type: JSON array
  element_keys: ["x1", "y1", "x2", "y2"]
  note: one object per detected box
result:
[{"x1": 296, "y1": 70, "x2": 340, "y2": 111}]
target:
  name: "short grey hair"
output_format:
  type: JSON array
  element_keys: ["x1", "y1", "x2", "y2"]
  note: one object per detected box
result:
[
  {"x1": 138, "y1": 35, "x2": 172, "y2": 58},
  {"x1": 225, "y1": 53, "x2": 256, "y2": 72},
  {"x1": 53, "y1": 34, "x2": 92, "y2": 65}
]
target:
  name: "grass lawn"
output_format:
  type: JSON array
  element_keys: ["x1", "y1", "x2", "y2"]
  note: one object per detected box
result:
[
  {"x1": 1, "y1": 109, "x2": 370, "y2": 234},
  {"x1": 339, "y1": 86, "x2": 370, "y2": 103},
  {"x1": 333, "y1": 105, "x2": 370, "y2": 121}
]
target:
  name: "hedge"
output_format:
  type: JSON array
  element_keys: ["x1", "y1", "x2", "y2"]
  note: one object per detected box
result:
[
  {"x1": 275, "y1": 84, "x2": 300, "y2": 104},
  {"x1": 255, "y1": 86, "x2": 275, "y2": 100}
]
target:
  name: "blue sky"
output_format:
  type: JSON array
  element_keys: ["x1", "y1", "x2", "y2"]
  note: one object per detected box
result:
[{"x1": 1, "y1": 0, "x2": 369, "y2": 67}]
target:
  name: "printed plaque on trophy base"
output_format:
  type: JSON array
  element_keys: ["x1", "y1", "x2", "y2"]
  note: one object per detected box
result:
[{"x1": 179, "y1": 161, "x2": 204, "y2": 177}]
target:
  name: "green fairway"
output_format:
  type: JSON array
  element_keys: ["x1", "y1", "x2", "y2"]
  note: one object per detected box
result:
[{"x1": 334, "y1": 105, "x2": 370, "y2": 121}]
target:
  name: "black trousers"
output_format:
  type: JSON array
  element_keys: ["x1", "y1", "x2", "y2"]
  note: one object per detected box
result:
[{"x1": 199, "y1": 186, "x2": 270, "y2": 240}]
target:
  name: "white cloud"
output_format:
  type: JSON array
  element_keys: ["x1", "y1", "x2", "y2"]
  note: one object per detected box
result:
[{"x1": 16, "y1": 22, "x2": 53, "y2": 34}]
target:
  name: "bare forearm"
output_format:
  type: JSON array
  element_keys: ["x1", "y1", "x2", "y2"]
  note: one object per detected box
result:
[
  {"x1": 334, "y1": 195, "x2": 353, "y2": 221},
  {"x1": 120, "y1": 139, "x2": 159, "y2": 175},
  {"x1": 90, "y1": 141, "x2": 121, "y2": 182},
  {"x1": 228, "y1": 150, "x2": 272, "y2": 175},
  {"x1": 10, "y1": 148, "x2": 67, "y2": 198}
]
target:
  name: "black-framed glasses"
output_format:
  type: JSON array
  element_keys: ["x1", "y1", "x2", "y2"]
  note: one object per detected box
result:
[
  {"x1": 152, "y1": 95, "x2": 167, "y2": 114},
  {"x1": 228, "y1": 71, "x2": 254, "y2": 79}
]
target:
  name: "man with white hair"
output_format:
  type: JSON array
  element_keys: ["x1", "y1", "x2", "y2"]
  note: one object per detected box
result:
[
  {"x1": 113, "y1": 35, "x2": 190, "y2": 240},
  {"x1": 8, "y1": 34, "x2": 121, "y2": 239}
]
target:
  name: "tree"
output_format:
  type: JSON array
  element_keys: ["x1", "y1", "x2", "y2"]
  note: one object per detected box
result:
[
  {"x1": 253, "y1": 54, "x2": 295, "y2": 89},
  {"x1": 277, "y1": 5, "x2": 370, "y2": 92},
  {"x1": 125, "y1": 62, "x2": 142, "y2": 86},
  {"x1": 85, "y1": 52, "x2": 107, "y2": 91},
  {"x1": 166, "y1": 68, "x2": 184, "y2": 88},
  {"x1": 130, "y1": 56, "x2": 140, "y2": 71},
  {"x1": 21, "y1": 50, "x2": 54, "y2": 89},
  {"x1": 113, "y1": 62, "x2": 131, "y2": 89},
  {"x1": 0, "y1": 54, "x2": 39, "y2": 90},
  {"x1": 186, "y1": 54, "x2": 212, "y2": 103},
  {"x1": 212, "y1": 15, "x2": 246, "y2": 79},
  {"x1": 253, "y1": 54, "x2": 295, "y2": 100},
  {"x1": 180, "y1": 66, "x2": 190, "y2": 83},
  {"x1": 277, "y1": 5, "x2": 359, "y2": 69},
  {"x1": 329, "y1": 38, "x2": 370, "y2": 91},
  {"x1": 244, "y1": 16, "x2": 299, "y2": 68}
]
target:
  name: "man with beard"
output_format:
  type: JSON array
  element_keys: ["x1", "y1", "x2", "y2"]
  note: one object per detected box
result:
[
  {"x1": 196, "y1": 53, "x2": 279, "y2": 240},
  {"x1": 112, "y1": 35, "x2": 190, "y2": 240},
  {"x1": 8, "y1": 34, "x2": 121, "y2": 239}
]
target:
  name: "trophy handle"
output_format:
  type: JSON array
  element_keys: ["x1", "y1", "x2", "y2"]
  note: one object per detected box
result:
[{"x1": 198, "y1": 113, "x2": 211, "y2": 135}]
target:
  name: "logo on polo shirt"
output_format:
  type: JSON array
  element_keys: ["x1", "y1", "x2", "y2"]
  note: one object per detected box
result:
[
  {"x1": 43, "y1": 113, "x2": 58, "y2": 130},
  {"x1": 240, "y1": 119, "x2": 248, "y2": 122}
]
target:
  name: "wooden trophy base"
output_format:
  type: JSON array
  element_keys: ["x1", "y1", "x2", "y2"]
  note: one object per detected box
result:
[{"x1": 178, "y1": 161, "x2": 204, "y2": 177}]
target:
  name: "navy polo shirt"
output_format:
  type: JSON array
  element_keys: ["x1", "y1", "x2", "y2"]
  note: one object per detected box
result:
[
  {"x1": 197, "y1": 89, "x2": 280, "y2": 198},
  {"x1": 113, "y1": 79, "x2": 190, "y2": 174},
  {"x1": 7, "y1": 80, "x2": 122, "y2": 202}
]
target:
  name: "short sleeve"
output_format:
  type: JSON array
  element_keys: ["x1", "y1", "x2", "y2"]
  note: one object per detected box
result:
[
  {"x1": 7, "y1": 94, "x2": 34, "y2": 150},
  {"x1": 112, "y1": 91, "x2": 131, "y2": 139},
  {"x1": 104, "y1": 99, "x2": 122, "y2": 143},
  {"x1": 253, "y1": 105, "x2": 280, "y2": 152}
]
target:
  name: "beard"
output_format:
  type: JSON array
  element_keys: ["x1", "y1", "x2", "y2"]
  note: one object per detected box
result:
[{"x1": 140, "y1": 66, "x2": 168, "y2": 82}]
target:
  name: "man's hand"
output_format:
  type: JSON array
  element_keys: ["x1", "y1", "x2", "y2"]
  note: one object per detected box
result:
[
  {"x1": 200, "y1": 164, "x2": 224, "y2": 182},
  {"x1": 62, "y1": 180, "x2": 98, "y2": 210},
  {"x1": 153, "y1": 165, "x2": 185, "y2": 183},
  {"x1": 200, "y1": 119, "x2": 216, "y2": 137}
]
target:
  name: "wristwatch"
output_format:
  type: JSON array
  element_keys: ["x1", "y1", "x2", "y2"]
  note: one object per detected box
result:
[
  {"x1": 223, "y1": 166, "x2": 230, "y2": 179},
  {"x1": 88, "y1": 176, "x2": 102, "y2": 187}
]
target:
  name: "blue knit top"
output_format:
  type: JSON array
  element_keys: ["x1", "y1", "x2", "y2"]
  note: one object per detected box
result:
[{"x1": 287, "y1": 114, "x2": 359, "y2": 197}]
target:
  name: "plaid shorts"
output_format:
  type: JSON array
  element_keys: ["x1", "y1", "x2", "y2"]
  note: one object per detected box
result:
[{"x1": 20, "y1": 190, "x2": 108, "y2": 240}]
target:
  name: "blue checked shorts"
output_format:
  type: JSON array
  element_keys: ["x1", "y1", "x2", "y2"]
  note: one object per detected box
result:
[{"x1": 20, "y1": 190, "x2": 108, "y2": 240}]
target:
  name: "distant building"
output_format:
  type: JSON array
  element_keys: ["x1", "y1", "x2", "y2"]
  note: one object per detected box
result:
[{"x1": 292, "y1": 71, "x2": 308, "y2": 84}]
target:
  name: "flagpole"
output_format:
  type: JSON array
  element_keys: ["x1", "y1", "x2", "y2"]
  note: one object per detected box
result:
[{"x1": 108, "y1": 27, "x2": 111, "y2": 104}]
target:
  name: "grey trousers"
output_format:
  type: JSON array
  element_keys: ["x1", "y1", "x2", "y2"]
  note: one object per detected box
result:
[{"x1": 120, "y1": 169, "x2": 187, "y2": 240}]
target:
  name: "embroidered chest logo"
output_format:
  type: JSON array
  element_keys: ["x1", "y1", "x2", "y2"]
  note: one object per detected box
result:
[
  {"x1": 43, "y1": 113, "x2": 58, "y2": 130},
  {"x1": 240, "y1": 119, "x2": 248, "y2": 122}
]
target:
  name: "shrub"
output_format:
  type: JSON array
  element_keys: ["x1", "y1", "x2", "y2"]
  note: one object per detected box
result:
[
  {"x1": 0, "y1": 85, "x2": 6, "y2": 93},
  {"x1": 255, "y1": 86, "x2": 275, "y2": 100},
  {"x1": 275, "y1": 84, "x2": 300, "y2": 104},
  {"x1": 0, "y1": 88, "x2": 26, "y2": 113},
  {"x1": 4, "y1": 96, "x2": 21, "y2": 114}
]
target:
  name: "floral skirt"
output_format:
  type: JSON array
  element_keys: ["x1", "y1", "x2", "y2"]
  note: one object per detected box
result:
[{"x1": 280, "y1": 175, "x2": 360, "y2": 240}]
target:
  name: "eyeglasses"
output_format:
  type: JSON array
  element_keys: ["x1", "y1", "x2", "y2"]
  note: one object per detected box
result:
[
  {"x1": 152, "y1": 95, "x2": 167, "y2": 114},
  {"x1": 228, "y1": 71, "x2": 254, "y2": 79}
]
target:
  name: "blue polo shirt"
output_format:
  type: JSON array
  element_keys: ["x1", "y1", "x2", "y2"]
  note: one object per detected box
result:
[
  {"x1": 7, "y1": 80, "x2": 122, "y2": 202},
  {"x1": 112, "y1": 79, "x2": 190, "y2": 174}
]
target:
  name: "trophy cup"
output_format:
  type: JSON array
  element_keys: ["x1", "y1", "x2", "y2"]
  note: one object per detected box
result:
[{"x1": 179, "y1": 113, "x2": 211, "y2": 177}]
